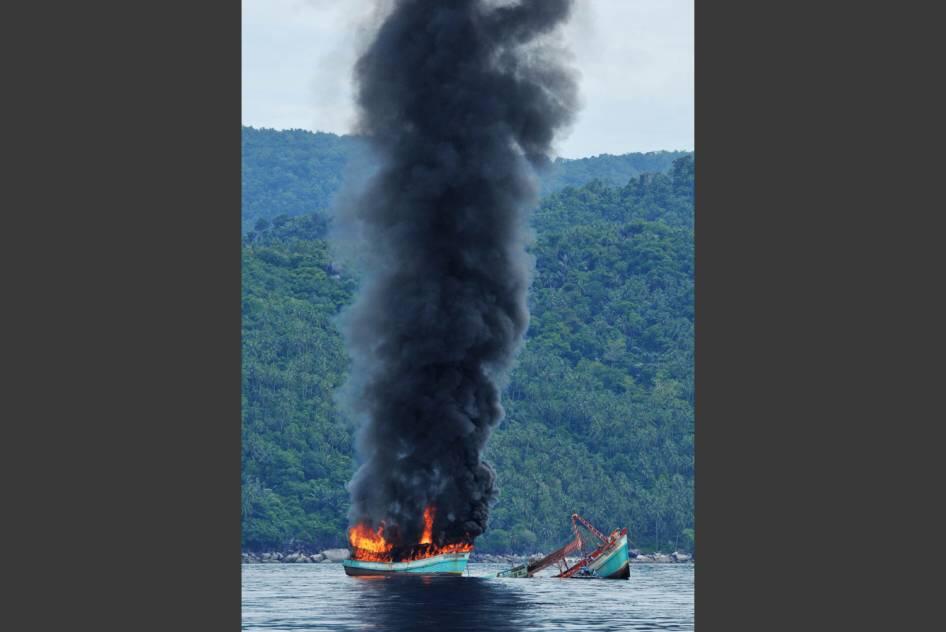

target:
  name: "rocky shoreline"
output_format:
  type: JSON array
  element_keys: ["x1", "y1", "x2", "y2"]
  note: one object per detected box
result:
[
  {"x1": 243, "y1": 548, "x2": 351, "y2": 564},
  {"x1": 242, "y1": 549, "x2": 692, "y2": 564},
  {"x1": 472, "y1": 551, "x2": 692, "y2": 564}
]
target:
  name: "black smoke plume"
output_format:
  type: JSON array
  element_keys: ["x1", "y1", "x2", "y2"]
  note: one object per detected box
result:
[{"x1": 338, "y1": 0, "x2": 577, "y2": 549}]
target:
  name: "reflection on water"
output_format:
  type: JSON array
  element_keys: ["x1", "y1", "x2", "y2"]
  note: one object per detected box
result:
[
  {"x1": 350, "y1": 575, "x2": 527, "y2": 632},
  {"x1": 242, "y1": 563, "x2": 693, "y2": 631}
]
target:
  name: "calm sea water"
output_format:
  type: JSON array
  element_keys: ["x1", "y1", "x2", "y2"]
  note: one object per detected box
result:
[{"x1": 242, "y1": 562, "x2": 693, "y2": 631}]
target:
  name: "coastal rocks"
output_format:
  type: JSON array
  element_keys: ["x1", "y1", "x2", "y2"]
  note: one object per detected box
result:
[
  {"x1": 241, "y1": 548, "x2": 693, "y2": 565},
  {"x1": 470, "y1": 553, "x2": 528, "y2": 564},
  {"x1": 471, "y1": 551, "x2": 694, "y2": 566},
  {"x1": 631, "y1": 551, "x2": 694, "y2": 563},
  {"x1": 322, "y1": 548, "x2": 350, "y2": 562},
  {"x1": 242, "y1": 549, "x2": 347, "y2": 564}
]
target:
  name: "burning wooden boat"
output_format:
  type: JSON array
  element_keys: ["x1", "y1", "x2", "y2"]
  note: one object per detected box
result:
[
  {"x1": 343, "y1": 506, "x2": 473, "y2": 576},
  {"x1": 497, "y1": 513, "x2": 630, "y2": 580},
  {"x1": 343, "y1": 548, "x2": 471, "y2": 576}
]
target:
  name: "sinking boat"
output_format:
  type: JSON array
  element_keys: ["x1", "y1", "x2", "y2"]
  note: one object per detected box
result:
[
  {"x1": 563, "y1": 527, "x2": 630, "y2": 579},
  {"x1": 343, "y1": 550, "x2": 470, "y2": 576},
  {"x1": 497, "y1": 513, "x2": 630, "y2": 580}
]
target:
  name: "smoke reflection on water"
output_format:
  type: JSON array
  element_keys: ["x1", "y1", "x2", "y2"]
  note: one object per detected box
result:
[
  {"x1": 350, "y1": 575, "x2": 528, "y2": 632},
  {"x1": 242, "y1": 563, "x2": 694, "y2": 631}
]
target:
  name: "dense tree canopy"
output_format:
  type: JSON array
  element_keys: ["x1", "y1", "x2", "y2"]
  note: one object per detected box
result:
[
  {"x1": 242, "y1": 130, "x2": 694, "y2": 555},
  {"x1": 242, "y1": 126, "x2": 690, "y2": 232}
]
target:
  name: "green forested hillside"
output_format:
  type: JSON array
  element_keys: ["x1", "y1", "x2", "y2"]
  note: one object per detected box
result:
[
  {"x1": 540, "y1": 150, "x2": 691, "y2": 196},
  {"x1": 241, "y1": 128, "x2": 364, "y2": 234},
  {"x1": 242, "y1": 153, "x2": 694, "y2": 554},
  {"x1": 241, "y1": 126, "x2": 690, "y2": 233}
]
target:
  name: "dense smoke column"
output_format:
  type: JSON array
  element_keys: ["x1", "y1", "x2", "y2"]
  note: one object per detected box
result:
[{"x1": 339, "y1": 0, "x2": 577, "y2": 547}]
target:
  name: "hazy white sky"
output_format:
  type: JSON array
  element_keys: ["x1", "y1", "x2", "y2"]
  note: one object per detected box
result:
[{"x1": 242, "y1": 0, "x2": 693, "y2": 159}]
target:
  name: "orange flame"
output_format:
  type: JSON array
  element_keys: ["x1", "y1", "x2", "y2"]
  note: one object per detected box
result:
[
  {"x1": 420, "y1": 506, "x2": 434, "y2": 545},
  {"x1": 348, "y1": 522, "x2": 393, "y2": 556},
  {"x1": 348, "y1": 505, "x2": 473, "y2": 563}
]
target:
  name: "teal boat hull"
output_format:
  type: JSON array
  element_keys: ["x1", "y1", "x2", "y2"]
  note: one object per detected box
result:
[
  {"x1": 343, "y1": 551, "x2": 470, "y2": 576},
  {"x1": 497, "y1": 531, "x2": 631, "y2": 580},
  {"x1": 585, "y1": 533, "x2": 630, "y2": 579}
]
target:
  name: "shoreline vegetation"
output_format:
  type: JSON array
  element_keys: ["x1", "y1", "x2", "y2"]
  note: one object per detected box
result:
[
  {"x1": 242, "y1": 128, "x2": 695, "y2": 556},
  {"x1": 241, "y1": 550, "x2": 693, "y2": 565}
]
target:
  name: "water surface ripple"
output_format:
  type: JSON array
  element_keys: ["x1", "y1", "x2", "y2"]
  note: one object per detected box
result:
[{"x1": 242, "y1": 562, "x2": 693, "y2": 631}]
